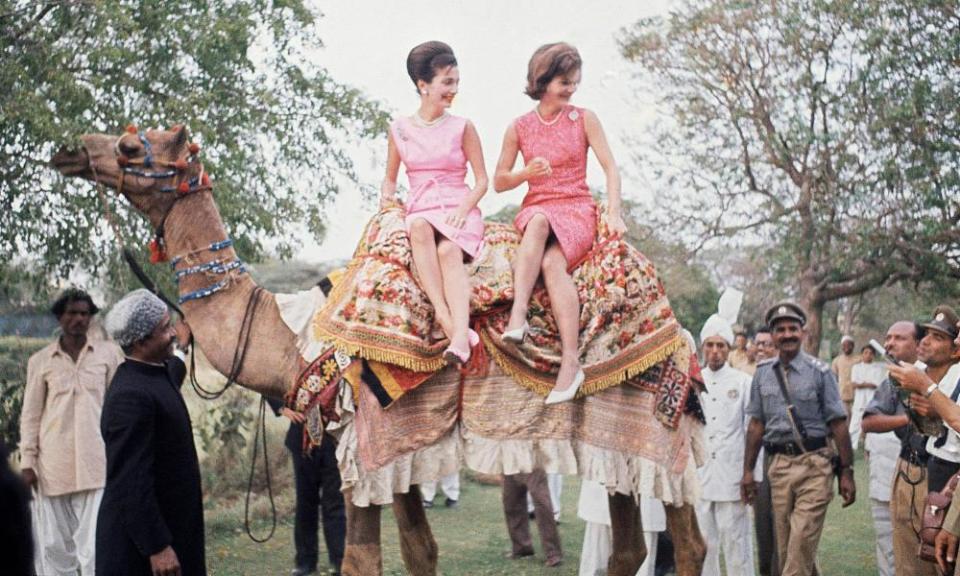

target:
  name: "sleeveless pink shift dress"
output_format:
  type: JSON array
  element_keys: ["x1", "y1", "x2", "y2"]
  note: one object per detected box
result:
[
  {"x1": 390, "y1": 114, "x2": 484, "y2": 258},
  {"x1": 513, "y1": 105, "x2": 597, "y2": 267}
]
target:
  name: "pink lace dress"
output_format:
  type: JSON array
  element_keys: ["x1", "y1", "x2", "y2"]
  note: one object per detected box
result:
[
  {"x1": 513, "y1": 105, "x2": 597, "y2": 267},
  {"x1": 390, "y1": 114, "x2": 484, "y2": 258}
]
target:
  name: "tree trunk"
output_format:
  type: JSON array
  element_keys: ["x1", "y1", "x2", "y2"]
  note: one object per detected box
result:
[{"x1": 800, "y1": 293, "x2": 825, "y2": 357}]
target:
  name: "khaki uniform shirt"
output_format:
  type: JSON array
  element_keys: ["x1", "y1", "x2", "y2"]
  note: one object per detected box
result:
[
  {"x1": 19, "y1": 339, "x2": 122, "y2": 496},
  {"x1": 831, "y1": 352, "x2": 858, "y2": 402}
]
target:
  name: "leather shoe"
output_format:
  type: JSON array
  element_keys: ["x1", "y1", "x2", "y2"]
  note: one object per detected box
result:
[
  {"x1": 290, "y1": 566, "x2": 317, "y2": 576},
  {"x1": 545, "y1": 368, "x2": 585, "y2": 405},
  {"x1": 504, "y1": 548, "x2": 534, "y2": 559},
  {"x1": 501, "y1": 322, "x2": 529, "y2": 345}
]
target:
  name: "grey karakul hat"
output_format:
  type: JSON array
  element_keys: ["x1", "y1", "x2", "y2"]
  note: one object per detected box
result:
[{"x1": 105, "y1": 289, "x2": 168, "y2": 347}]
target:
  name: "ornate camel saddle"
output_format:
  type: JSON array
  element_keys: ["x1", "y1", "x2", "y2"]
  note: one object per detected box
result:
[{"x1": 277, "y1": 206, "x2": 705, "y2": 506}]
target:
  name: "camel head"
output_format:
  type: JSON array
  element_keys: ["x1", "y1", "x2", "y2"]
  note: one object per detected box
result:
[{"x1": 50, "y1": 124, "x2": 209, "y2": 232}]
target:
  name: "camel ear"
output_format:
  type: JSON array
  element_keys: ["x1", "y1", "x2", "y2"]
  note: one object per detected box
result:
[{"x1": 172, "y1": 124, "x2": 189, "y2": 147}]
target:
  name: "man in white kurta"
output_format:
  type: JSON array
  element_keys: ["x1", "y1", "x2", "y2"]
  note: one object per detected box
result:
[
  {"x1": 848, "y1": 346, "x2": 888, "y2": 449},
  {"x1": 19, "y1": 289, "x2": 122, "y2": 576},
  {"x1": 865, "y1": 428, "x2": 900, "y2": 576},
  {"x1": 696, "y1": 312, "x2": 758, "y2": 576}
]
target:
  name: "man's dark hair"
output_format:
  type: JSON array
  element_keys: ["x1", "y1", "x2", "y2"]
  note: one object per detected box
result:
[
  {"x1": 755, "y1": 326, "x2": 771, "y2": 336},
  {"x1": 50, "y1": 288, "x2": 100, "y2": 318}
]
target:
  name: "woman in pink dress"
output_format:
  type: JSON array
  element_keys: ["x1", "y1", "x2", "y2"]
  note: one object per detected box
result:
[
  {"x1": 494, "y1": 42, "x2": 627, "y2": 404},
  {"x1": 381, "y1": 41, "x2": 488, "y2": 364}
]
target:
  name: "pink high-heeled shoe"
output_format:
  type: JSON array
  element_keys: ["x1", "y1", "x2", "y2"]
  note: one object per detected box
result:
[{"x1": 444, "y1": 329, "x2": 480, "y2": 365}]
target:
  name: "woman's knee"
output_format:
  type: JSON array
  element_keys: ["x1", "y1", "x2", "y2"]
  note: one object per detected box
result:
[
  {"x1": 437, "y1": 239, "x2": 463, "y2": 263},
  {"x1": 523, "y1": 214, "x2": 551, "y2": 240},
  {"x1": 541, "y1": 247, "x2": 569, "y2": 276},
  {"x1": 409, "y1": 219, "x2": 435, "y2": 245}
]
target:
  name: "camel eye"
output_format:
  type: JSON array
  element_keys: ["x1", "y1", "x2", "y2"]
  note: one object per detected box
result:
[{"x1": 118, "y1": 138, "x2": 140, "y2": 156}]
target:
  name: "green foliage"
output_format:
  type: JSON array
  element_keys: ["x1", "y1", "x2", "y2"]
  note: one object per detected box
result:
[
  {"x1": 0, "y1": 336, "x2": 51, "y2": 447},
  {"x1": 620, "y1": 0, "x2": 959, "y2": 349},
  {"x1": 1, "y1": 0, "x2": 390, "y2": 297}
]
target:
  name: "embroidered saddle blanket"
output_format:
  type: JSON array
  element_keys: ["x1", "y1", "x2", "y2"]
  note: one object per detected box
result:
[{"x1": 311, "y1": 205, "x2": 689, "y2": 400}]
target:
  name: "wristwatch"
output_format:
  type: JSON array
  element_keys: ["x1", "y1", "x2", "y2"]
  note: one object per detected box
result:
[{"x1": 925, "y1": 383, "x2": 939, "y2": 398}]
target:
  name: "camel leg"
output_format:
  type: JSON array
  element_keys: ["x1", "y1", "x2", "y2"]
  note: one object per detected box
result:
[
  {"x1": 607, "y1": 492, "x2": 647, "y2": 576},
  {"x1": 341, "y1": 491, "x2": 383, "y2": 576},
  {"x1": 665, "y1": 503, "x2": 706, "y2": 576},
  {"x1": 392, "y1": 485, "x2": 439, "y2": 576}
]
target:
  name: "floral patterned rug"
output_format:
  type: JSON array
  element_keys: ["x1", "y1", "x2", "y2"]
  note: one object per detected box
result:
[{"x1": 311, "y1": 205, "x2": 690, "y2": 401}]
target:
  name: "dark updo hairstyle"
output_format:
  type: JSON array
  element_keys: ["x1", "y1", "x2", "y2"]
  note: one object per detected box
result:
[
  {"x1": 50, "y1": 287, "x2": 100, "y2": 318},
  {"x1": 525, "y1": 42, "x2": 582, "y2": 101},
  {"x1": 406, "y1": 41, "x2": 458, "y2": 94}
]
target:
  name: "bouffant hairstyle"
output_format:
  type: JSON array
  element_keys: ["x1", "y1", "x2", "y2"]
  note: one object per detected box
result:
[
  {"x1": 50, "y1": 287, "x2": 100, "y2": 318},
  {"x1": 406, "y1": 41, "x2": 457, "y2": 93},
  {"x1": 525, "y1": 42, "x2": 582, "y2": 100}
]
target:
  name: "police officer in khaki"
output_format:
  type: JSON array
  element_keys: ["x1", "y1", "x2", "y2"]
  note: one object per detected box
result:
[{"x1": 741, "y1": 301, "x2": 856, "y2": 576}]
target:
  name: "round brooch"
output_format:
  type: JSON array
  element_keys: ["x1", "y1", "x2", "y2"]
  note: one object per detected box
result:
[{"x1": 568, "y1": 110, "x2": 580, "y2": 121}]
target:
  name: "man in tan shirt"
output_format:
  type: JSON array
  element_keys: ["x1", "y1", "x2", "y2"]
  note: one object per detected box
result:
[
  {"x1": 19, "y1": 288, "x2": 122, "y2": 576},
  {"x1": 727, "y1": 329, "x2": 751, "y2": 372},
  {"x1": 831, "y1": 335, "x2": 858, "y2": 416}
]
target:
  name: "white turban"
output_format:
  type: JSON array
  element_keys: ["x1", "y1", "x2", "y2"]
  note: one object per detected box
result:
[
  {"x1": 105, "y1": 289, "x2": 168, "y2": 347},
  {"x1": 699, "y1": 288, "x2": 743, "y2": 346}
]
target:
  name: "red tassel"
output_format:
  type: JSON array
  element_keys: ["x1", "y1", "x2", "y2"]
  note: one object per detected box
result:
[
  {"x1": 200, "y1": 173, "x2": 210, "y2": 186},
  {"x1": 116, "y1": 155, "x2": 129, "y2": 167},
  {"x1": 188, "y1": 142, "x2": 200, "y2": 155},
  {"x1": 174, "y1": 158, "x2": 188, "y2": 170},
  {"x1": 149, "y1": 239, "x2": 168, "y2": 263},
  {"x1": 125, "y1": 124, "x2": 138, "y2": 134},
  {"x1": 177, "y1": 181, "x2": 190, "y2": 195}
]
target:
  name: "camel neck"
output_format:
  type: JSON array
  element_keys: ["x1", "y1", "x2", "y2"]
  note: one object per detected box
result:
[{"x1": 163, "y1": 192, "x2": 233, "y2": 263}]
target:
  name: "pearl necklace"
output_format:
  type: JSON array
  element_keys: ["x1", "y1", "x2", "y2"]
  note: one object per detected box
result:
[
  {"x1": 411, "y1": 111, "x2": 448, "y2": 127},
  {"x1": 535, "y1": 105, "x2": 564, "y2": 126}
]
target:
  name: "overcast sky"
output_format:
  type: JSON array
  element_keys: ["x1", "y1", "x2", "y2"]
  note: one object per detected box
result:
[{"x1": 301, "y1": 0, "x2": 673, "y2": 261}]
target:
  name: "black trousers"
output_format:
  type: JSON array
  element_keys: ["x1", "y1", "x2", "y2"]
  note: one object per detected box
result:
[
  {"x1": 927, "y1": 455, "x2": 960, "y2": 493},
  {"x1": 755, "y1": 450, "x2": 780, "y2": 576},
  {"x1": 290, "y1": 437, "x2": 346, "y2": 571}
]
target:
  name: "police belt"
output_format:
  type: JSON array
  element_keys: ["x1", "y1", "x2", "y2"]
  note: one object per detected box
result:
[
  {"x1": 899, "y1": 446, "x2": 928, "y2": 467},
  {"x1": 763, "y1": 437, "x2": 827, "y2": 456}
]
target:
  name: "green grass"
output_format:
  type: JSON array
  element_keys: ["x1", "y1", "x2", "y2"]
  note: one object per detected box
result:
[{"x1": 206, "y1": 457, "x2": 878, "y2": 575}]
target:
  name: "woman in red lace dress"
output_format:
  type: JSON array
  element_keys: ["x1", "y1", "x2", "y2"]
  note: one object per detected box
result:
[{"x1": 493, "y1": 42, "x2": 627, "y2": 404}]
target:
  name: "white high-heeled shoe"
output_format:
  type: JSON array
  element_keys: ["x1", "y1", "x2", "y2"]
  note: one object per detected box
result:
[
  {"x1": 545, "y1": 368, "x2": 585, "y2": 405},
  {"x1": 501, "y1": 322, "x2": 529, "y2": 345}
]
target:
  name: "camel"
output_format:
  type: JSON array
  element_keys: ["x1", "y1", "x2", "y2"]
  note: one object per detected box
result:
[{"x1": 51, "y1": 125, "x2": 707, "y2": 575}]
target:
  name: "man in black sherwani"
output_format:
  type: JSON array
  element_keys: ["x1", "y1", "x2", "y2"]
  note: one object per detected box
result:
[{"x1": 97, "y1": 289, "x2": 205, "y2": 576}]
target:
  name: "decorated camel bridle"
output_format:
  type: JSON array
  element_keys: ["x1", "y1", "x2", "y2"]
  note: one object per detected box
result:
[
  {"x1": 96, "y1": 124, "x2": 251, "y2": 305},
  {"x1": 85, "y1": 124, "x2": 276, "y2": 539},
  {"x1": 88, "y1": 124, "x2": 263, "y2": 397}
]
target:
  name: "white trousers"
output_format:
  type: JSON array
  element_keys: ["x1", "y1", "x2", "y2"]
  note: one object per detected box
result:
[
  {"x1": 849, "y1": 388, "x2": 875, "y2": 450},
  {"x1": 32, "y1": 488, "x2": 103, "y2": 576},
  {"x1": 528, "y1": 472, "x2": 563, "y2": 521},
  {"x1": 695, "y1": 499, "x2": 755, "y2": 576},
  {"x1": 420, "y1": 472, "x2": 460, "y2": 502},
  {"x1": 578, "y1": 521, "x2": 658, "y2": 576},
  {"x1": 871, "y1": 498, "x2": 894, "y2": 576}
]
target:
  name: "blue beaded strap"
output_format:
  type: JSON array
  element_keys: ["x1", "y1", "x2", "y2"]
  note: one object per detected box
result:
[
  {"x1": 170, "y1": 239, "x2": 234, "y2": 266},
  {"x1": 178, "y1": 265, "x2": 247, "y2": 304},
  {"x1": 174, "y1": 258, "x2": 244, "y2": 280},
  {"x1": 158, "y1": 174, "x2": 202, "y2": 193},
  {"x1": 122, "y1": 167, "x2": 178, "y2": 179}
]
